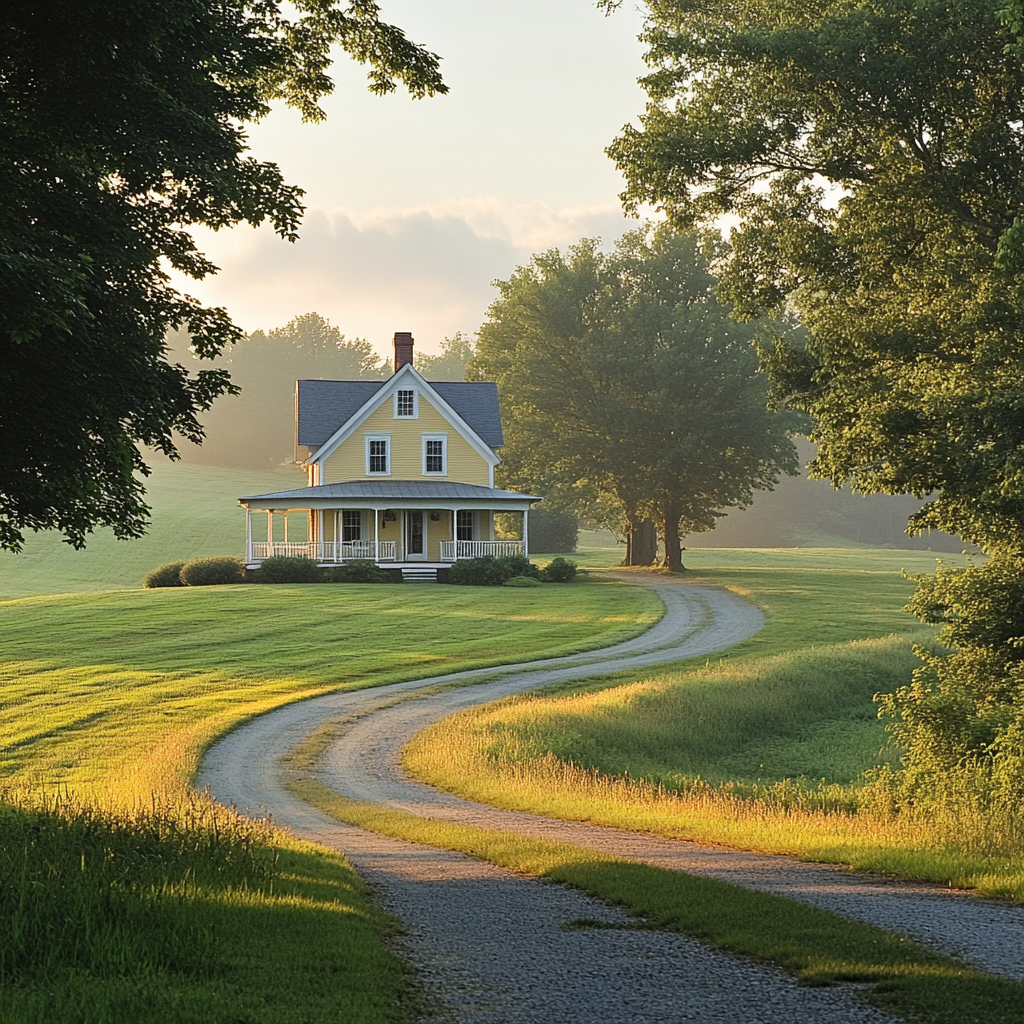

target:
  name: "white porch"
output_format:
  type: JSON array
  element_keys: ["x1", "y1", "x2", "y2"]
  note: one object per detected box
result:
[{"x1": 247, "y1": 538, "x2": 525, "y2": 564}]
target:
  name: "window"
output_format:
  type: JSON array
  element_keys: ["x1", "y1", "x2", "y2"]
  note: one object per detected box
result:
[
  {"x1": 456, "y1": 510, "x2": 473, "y2": 541},
  {"x1": 422, "y1": 434, "x2": 447, "y2": 475},
  {"x1": 341, "y1": 510, "x2": 361, "y2": 542},
  {"x1": 395, "y1": 389, "x2": 416, "y2": 417},
  {"x1": 367, "y1": 436, "x2": 389, "y2": 474}
]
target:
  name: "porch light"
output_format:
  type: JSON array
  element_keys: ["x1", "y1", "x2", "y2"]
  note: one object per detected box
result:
[
  {"x1": 429, "y1": 511, "x2": 440, "y2": 522},
  {"x1": 384, "y1": 510, "x2": 396, "y2": 522}
]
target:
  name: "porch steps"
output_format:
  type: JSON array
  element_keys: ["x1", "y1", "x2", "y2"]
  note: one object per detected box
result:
[{"x1": 401, "y1": 567, "x2": 439, "y2": 583}]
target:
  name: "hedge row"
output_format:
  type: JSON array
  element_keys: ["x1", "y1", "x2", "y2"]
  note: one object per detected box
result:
[
  {"x1": 143, "y1": 557, "x2": 398, "y2": 588},
  {"x1": 446, "y1": 555, "x2": 578, "y2": 586}
]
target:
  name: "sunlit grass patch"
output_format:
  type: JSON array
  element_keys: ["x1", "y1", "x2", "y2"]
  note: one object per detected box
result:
[
  {"x1": 294, "y1": 783, "x2": 1024, "y2": 1024},
  {"x1": 0, "y1": 790, "x2": 415, "y2": 1024},
  {"x1": 401, "y1": 553, "x2": 1024, "y2": 898}
]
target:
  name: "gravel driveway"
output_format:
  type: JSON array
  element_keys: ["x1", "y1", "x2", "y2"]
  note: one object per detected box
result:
[{"x1": 199, "y1": 574, "x2": 1023, "y2": 1021}]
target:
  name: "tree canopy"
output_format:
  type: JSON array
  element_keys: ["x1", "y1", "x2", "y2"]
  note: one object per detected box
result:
[
  {"x1": 168, "y1": 313, "x2": 385, "y2": 471},
  {"x1": 609, "y1": 0, "x2": 1024, "y2": 553},
  {"x1": 471, "y1": 228, "x2": 799, "y2": 570},
  {"x1": 0, "y1": 0, "x2": 445, "y2": 551},
  {"x1": 607, "y1": 0, "x2": 1024, "y2": 801}
]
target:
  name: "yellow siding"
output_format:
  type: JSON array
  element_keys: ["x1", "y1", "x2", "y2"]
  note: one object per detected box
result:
[{"x1": 322, "y1": 395, "x2": 490, "y2": 485}]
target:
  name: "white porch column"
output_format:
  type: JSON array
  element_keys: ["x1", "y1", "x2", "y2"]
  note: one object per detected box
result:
[
  {"x1": 317, "y1": 510, "x2": 324, "y2": 559},
  {"x1": 373, "y1": 507, "x2": 378, "y2": 559},
  {"x1": 523, "y1": 507, "x2": 529, "y2": 560},
  {"x1": 245, "y1": 508, "x2": 252, "y2": 563},
  {"x1": 267, "y1": 510, "x2": 273, "y2": 545},
  {"x1": 283, "y1": 513, "x2": 289, "y2": 544}
]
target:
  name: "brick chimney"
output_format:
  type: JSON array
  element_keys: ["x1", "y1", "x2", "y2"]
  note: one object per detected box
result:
[{"x1": 393, "y1": 332, "x2": 414, "y2": 372}]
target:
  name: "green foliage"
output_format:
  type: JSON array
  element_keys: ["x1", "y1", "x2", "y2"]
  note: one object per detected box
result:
[
  {"x1": 252, "y1": 555, "x2": 323, "y2": 584},
  {"x1": 539, "y1": 556, "x2": 578, "y2": 583},
  {"x1": 179, "y1": 556, "x2": 245, "y2": 586},
  {"x1": 609, "y1": 0, "x2": 1024, "y2": 817},
  {"x1": 414, "y1": 331, "x2": 476, "y2": 381},
  {"x1": 323, "y1": 560, "x2": 398, "y2": 584},
  {"x1": 877, "y1": 553, "x2": 1024, "y2": 807},
  {"x1": 445, "y1": 556, "x2": 511, "y2": 586},
  {"x1": 171, "y1": 314, "x2": 386, "y2": 471},
  {"x1": 0, "y1": 1, "x2": 445, "y2": 552},
  {"x1": 142, "y1": 561, "x2": 185, "y2": 588},
  {"x1": 471, "y1": 226, "x2": 800, "y2": 570},
  {"x1": 528, "y1": 505, "x2": 578, "y2": 553},
  {"x1": 503, "y1": 576, "x2": 542, "y2": 588}
]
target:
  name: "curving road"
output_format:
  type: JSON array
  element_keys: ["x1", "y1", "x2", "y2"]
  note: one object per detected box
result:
[{"x1": 199, "y1": 575, "x2": 1024, "y2": 1021}]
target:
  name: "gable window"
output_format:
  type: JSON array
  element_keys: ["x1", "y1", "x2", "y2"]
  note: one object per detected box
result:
[
  {"x1": 422, "y1": 434, "x2": 447, "y2": 475},
  {"x1": 395, "y1": 389, "x2": 416, "y2": 417},
  {"x1": 341, "y1": 510, "x2": 361, "y2": 542},
  {"x1": 366, "y1": 435, "x2": 390, "y2": 474},
  {"x1": 456, "y1": 509, "x2": 474, "y2": 541}
]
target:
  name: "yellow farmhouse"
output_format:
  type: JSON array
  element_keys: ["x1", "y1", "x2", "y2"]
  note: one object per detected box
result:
[{"x1": 238, "y1": 332, "x2": 540, "y2": 581}]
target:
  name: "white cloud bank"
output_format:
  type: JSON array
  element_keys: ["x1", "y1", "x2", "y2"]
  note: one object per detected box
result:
[{"x1": 176, "y1": 199, "x2": 641, "y2": 356}]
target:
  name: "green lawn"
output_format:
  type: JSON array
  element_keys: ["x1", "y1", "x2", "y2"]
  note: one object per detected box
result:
[
  {"x1": 403, "y1": 546, "x2": 1024, "y2": 898},
  {"x1": 1, "y1": 563, "x2": 659, "y2": 1023},
  {"x1": 0, "y1": 462, "x2": 298, "y2": 600}
]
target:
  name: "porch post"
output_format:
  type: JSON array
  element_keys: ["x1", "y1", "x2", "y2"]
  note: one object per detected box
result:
[
  {"x1": 267, "y1": 510, "x2": 273, "y2": 547},
  {"x1": 523, "y1": 507, "x2": 529, "y2": 560},
  {"x1": 373, "y1": 507, "x2": 378, "y2": 560},
  {"x1": 283, "y1": 513, "x2": 289, "y2": 545},
  {"x1": 317, "y1": 510, "x2": 324, "y2": 560},
  {"x1": 245, "y1": 507, "x2": 252, "y2": 563}
]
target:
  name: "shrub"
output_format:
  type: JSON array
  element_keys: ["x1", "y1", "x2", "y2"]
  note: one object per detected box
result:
[
  {"x1": 179, "y1": 556, "x2": 245, "y2": 586},
  {"x1": 540, "y1": 556, "x2": 578, "y2": 583},
  {"x1": 253, "y1": 556, "x2": 323, "y2": 584},
  {"x1": 528, "y1": 506, "x2": 578, "y2": 553},
  {"x1": 143, "y1": 561, "x2": 185, "y2": 588},
  {"x1": 495, "y1": 554, "x2": 541, "y2": 580},
  {"x1": 446, "y1": 556, "x2": 508, "y2": 586},
  {"x1": 503, "y1": 576, "x2": 542, "y2": 588},
  {"x1": 323, "y1": 560, "x2": 398, "y2": 584}
]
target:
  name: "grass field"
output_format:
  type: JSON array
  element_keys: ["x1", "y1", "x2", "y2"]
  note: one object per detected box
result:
[
  {"x1": 0, "y1": 462, "x2": 299, "y2": 600},
  {"x1": 1, "y1": 568, "x2": 659, "y2": 1023},
  {"x1": 402, "y1": 547, "x2": 1024, "y2": 899}
]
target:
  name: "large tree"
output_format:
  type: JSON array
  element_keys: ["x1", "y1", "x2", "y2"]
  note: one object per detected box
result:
[
  {"x1": 471, "y1": 228, "x2": 799, "y2": 571},
  {"x1": 607, "y1": 1, "x2": 1024, "y2": 796},
  {"x1": 0, "y1": 0, "x2": 445, "y2": 551}
]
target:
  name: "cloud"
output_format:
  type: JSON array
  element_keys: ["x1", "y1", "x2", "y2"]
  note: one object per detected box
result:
[{"x1": 173, "y1": 199, "x2": 641, "y2": 356}]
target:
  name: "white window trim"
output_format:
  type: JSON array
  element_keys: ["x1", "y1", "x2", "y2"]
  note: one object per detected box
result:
[
  {"x1": 422, "y1": 433, "x2": 448, "y2": 476},
  {"x1": 365, "y1": 433, "x2": 391, "y2": 475},
  {"x1": 393, "y1": 388, "x2": 418, "y2": 419}
]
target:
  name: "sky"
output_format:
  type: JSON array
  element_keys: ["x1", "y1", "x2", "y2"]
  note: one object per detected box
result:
[{"x1": 173, "y1": 0, "x2": 650, "y2": 359}]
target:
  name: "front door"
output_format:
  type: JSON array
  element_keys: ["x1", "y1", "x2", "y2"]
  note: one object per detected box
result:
[{"x1": 405, "y1": 510, "x2": 426, "y2": 559}]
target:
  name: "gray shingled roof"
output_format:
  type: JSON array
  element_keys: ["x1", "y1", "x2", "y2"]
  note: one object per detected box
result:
[
  {"x1": 240, "y1": 481, "x2": 539, "y2": 503},
  {"x1": 296, "y1": 379, "x2": 504, "y2": 450}
]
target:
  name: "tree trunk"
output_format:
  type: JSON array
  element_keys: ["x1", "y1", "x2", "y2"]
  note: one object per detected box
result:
[
  {"x1": 633, "y1": 519, "x2": 657, "y2": 565},
  {"x1": 660, "y1": 502, "x2": 687, "y2": 572},
  {"x1": 623, "y1": 516, "x2": 657, "y2": 565}
]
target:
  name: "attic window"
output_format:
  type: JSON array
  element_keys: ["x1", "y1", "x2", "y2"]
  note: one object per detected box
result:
[{"x1": 395, "y1": 389, "x2": 416, "y2": 417}]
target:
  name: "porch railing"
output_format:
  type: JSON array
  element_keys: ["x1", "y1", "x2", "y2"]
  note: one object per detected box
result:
[
  {"x1": 250, "y1": 541, "x2": 396, "y2": 563},
  {"x1": 438, "y1": 540, "x2": 525, "y2": 561}
]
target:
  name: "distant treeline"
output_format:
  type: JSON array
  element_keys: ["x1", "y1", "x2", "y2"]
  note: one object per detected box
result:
[{"x1": 164, "y1": 314, "x2": 473, "y2": 473}]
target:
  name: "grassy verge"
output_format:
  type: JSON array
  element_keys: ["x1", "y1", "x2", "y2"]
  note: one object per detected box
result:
[
  {"x1": 292, "y1": 780, "x2": 1024, "y2": 1024},
  {"x1": 402, "y1": 550, "x2": 1024, "y2": 899},
  {"x1": 1, "y1": 792, "x2": 416, "y2": 1024},
  {"x1": 0, "y1": 580, "x2": 658, "y2": 1022}
]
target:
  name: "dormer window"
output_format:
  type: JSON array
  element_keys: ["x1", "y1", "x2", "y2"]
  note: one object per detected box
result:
[{"x1": 395, "y1": 389, "x2": 416, "y2": 417}]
